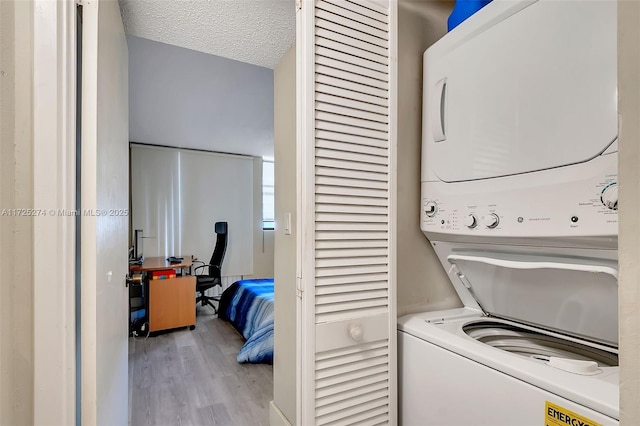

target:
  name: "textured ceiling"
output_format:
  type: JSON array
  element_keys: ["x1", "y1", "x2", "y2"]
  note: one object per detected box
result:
[{"x1": 119, "y1": 0, "x2": 296, "y2": 69}]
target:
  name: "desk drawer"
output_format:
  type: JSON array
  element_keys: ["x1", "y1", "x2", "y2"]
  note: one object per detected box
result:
[{"x1": 148, "y1": 276, "x2": 196, "y2": 332}]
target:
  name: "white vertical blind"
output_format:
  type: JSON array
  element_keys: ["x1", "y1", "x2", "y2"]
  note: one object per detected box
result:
[
  {"x1": 298, "y1": 0, "x2": 396, "y2": 424},
  {"x1": 130, "y1": 144, "x2": 254, "y2": 276}
]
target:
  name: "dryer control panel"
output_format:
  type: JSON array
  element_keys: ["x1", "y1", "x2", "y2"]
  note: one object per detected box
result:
[{"x1": 421, "y1": 153, "x2": 618, "y2": 241}]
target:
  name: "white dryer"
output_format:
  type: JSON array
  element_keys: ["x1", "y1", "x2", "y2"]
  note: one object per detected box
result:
[{"x1": 400, "y1": 0, "x2": 619, "y2": 424}]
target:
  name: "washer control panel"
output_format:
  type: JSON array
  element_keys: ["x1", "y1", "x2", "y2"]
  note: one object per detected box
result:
[
  {"x1": 421, "y1": 155, "x2": 618, "y2": 239},
  {"x1": 424, "y1": 201, "x2": 438, "y2": 217},
  {"x1": 482, "y1": 213, "x2": 500, "y2": 229},
  {"x1": 600, "y1": 182, "x2": 618, "y2": 210},
  {"x1": 463, "y1": 214, "x2": 477, "y2": 229}
]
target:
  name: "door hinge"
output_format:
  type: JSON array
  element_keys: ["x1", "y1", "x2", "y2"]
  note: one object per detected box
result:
[
  {"x1": 296, "y1": 0, "x2": 302, "y2": 12},
  {"x1": 296, "y1": 276, "x2": 303, "y2": 298}
]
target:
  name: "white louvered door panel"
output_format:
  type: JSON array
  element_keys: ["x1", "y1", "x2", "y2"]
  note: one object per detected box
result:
[{"x1": 297, "y1": 0, "x2": 397, "y2": 424}]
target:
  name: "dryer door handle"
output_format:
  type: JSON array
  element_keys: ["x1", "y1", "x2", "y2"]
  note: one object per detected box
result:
[
  {"x1": 432, "y1": 78, "x2": 447, "y2": 142},
  {"x1": 447, "y1": 254, "x2": 619, "y2": 280}
]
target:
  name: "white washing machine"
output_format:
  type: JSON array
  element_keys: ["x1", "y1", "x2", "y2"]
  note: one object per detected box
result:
[
  {"x1": 401, "y1": 0, "x2": 619, "y2": 424},
  {"x1": 398, "y1": 243, "x2": 619, "y2": 425}
]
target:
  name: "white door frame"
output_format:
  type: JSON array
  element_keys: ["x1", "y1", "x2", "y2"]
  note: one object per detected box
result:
[
  {"x1": 295, "y1": 0, "x2": 315, "y2": 423},
  {"x1": 32, "y1": 0, "x2": 77, "y2": 423}
]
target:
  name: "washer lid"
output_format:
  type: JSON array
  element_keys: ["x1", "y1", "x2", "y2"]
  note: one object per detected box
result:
[{"x1": 446, "y1": 252, "x2": 618, "y2": 346}]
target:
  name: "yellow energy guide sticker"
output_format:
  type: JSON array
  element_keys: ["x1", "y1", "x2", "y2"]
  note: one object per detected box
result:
[{"x1": 545, "y1": 401, "x2": 602, "y2": 426}]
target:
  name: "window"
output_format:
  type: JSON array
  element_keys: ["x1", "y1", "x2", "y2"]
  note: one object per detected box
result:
[{"x1": 263, "y1": 160, "x2": 275, "y2": 230}]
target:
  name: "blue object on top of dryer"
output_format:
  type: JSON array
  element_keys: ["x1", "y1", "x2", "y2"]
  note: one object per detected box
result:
[{"x1": 447, "y1": 0, "x2": 492, "y2": 31}]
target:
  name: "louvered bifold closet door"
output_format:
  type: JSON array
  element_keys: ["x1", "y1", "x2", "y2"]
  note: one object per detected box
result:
[{"x1": 298, "y1": 0, "x2": 396, "y2": 424}]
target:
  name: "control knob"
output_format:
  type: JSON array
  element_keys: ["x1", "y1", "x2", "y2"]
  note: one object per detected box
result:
[
  {"x1": 482, "y1": 213, "x2": 500, "y2": 229},
  {"x1": 425, "y1": 201, "x2": 438, "y2": 217},
  {"x1": 600, "y1": 183, "x2": 618, "y2": 210},
  {"x1": 464, "y1": 214, "x2": 477, "y2": 229}
]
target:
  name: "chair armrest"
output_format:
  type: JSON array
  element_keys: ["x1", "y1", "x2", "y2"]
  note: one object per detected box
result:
[
  {"x1": 194, "y1": 264, "x2": 222, "y2": 280},
  {"x1": 193, "y1": 264, "x2": 208, "y2": 275}
]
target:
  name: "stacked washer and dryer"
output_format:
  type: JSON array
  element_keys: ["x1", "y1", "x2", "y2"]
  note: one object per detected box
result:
[{"x1": 399, "y1": 0, "x2": 619, "y2": 425}]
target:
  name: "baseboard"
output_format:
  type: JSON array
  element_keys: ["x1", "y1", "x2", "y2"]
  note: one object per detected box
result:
[{"x1": 269, "y1": 401, "x2": 292, "y2": 426}]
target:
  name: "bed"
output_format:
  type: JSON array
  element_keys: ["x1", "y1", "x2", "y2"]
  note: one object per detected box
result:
[{"x1": 218, "y1": 278, "x2": 274, "y2": 364}]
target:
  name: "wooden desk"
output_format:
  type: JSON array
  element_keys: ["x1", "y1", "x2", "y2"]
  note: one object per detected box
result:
[
  {"x1": 130, "y1": 256, "x2": 193, "y2": 272},
  {"x1": 130, "y1": 256, "x2": 196, "y2": 333}
]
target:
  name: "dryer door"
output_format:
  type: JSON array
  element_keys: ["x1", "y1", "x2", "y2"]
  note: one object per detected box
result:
[{"x1": 424, "y1": 0, "x2": 617, "y2": 183}]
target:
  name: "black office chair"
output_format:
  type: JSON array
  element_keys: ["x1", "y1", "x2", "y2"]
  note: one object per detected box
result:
[{"x1": 193, "y1": 222, "x2": 228, "y2": 314}]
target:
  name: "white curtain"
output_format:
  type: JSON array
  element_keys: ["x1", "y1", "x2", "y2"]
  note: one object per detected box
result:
[{"x1": 130, "y1": 144, "x2": 254, "y2": 276}]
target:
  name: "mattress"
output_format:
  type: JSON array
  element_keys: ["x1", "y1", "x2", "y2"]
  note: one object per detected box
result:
[{"x1": 218, "y1": 278, "x2": 274, "y2": 364}]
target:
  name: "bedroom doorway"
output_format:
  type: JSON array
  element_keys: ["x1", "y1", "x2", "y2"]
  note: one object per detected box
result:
[{"x1": 122, "y1": 1, "x2": 295, "y2": 425}]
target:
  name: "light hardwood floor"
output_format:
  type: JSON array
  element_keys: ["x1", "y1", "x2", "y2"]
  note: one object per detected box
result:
[{"x1": 129, "y1": 307, "x2": 273, "y2": 426}]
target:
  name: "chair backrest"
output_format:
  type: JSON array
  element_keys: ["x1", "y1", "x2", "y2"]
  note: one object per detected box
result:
[{"x1": 208, "y1": 222, "x2": 228, "y2": 276}]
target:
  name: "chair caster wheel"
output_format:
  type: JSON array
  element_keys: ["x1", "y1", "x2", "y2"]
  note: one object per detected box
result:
[{"x1": 189, "y1": 325, "x2": 196, "y2": 330}]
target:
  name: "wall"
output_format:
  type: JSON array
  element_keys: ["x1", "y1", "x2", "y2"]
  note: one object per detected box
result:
[
  {"x1": 0, "y1": 1, "x2": 34, "y2": 424},
  {"x1": 128, "y1": 36, "x2": 275, "y2": 278},
  {"x1": 396, "y1": 3, "x2": 461, "y2": 316},
  {"x1": 250, "y1": 157, "x2": 275, "y2": 279},
  {"x1": 272, "y1": 44, "x2": 297, "y2": 425},
  {"x1": 618, "y1": 1, "x2": 640, "y2": 422},
  {"x1": 127, "y1": 35, "x2": 274, "y2": 159}
]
